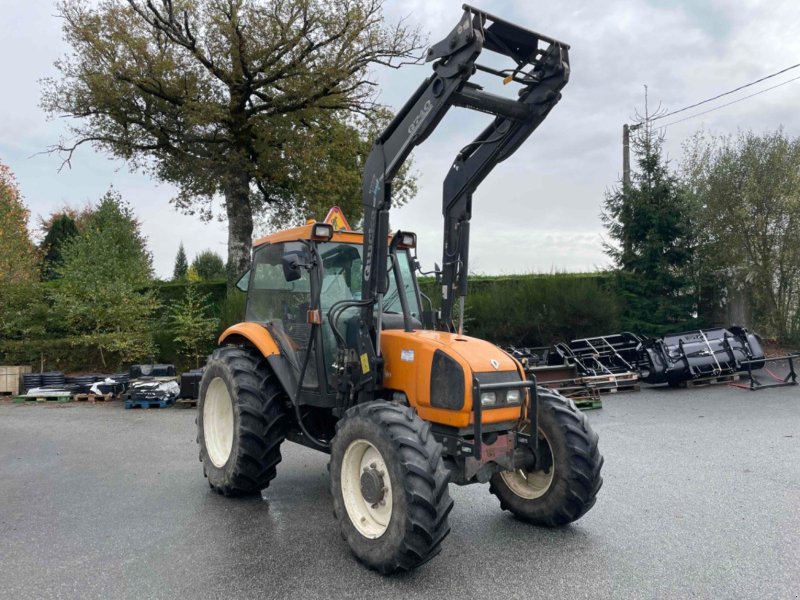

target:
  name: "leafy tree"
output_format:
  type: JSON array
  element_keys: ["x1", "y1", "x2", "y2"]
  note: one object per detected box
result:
[
  {"x1": 58, "y1": 189, "x2": 153, "y2": 285},
  {"x1": 173, "y1": 242, "x2": 189, "y2": 281},
  {"x1": 43, "y1": 0, "x2": 422, "y2": 280},
  {"x1": 169, "y1": 283, "x2": 220, "y2": 367},
  {"x1": 0, "y1": 283, "x2": 52, "y2": 341},
  {"x1": 192, "y1": 249, "x2": 226, "y2": 280},
  {"x1": 603, "y1": 125, "x2": 695, "y2": 334},
  {"x1": 40, "y1": 214, "x2": 80, "y2": 280},
  {"x1": 37, "y1": 203, "x2": 93, "y2": 235},
  {"x1": 54, "y1": 189, "x2": 158, "y2": 366},
  {"x1": 0, "y1": 162, "x2": 39, "y2": 284},
  {"x1": 683, "y1": 129, "x2": 800, "y2": 341},
  {"x1": 186, "y1": 265, "x2": 202, "y2": 283},
  {"x1": 255, "y1": 107, "x2": 417, "y2": 227}
]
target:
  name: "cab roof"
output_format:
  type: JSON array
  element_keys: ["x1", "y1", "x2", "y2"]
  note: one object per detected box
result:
[{"x1": 253, "y1": 223, "x2": 364, "y2": 248}]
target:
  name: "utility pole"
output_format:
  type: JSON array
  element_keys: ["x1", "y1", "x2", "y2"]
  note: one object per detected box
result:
[
  {"x1": 623, "y1": 123, "x2": 630, "y2": 187},
  {"x1": 622, "y1": 122, "x2": 641, "y2": 187},
  {"x1": 624, "y1": 85, "x2": 650, "y2": 187}
]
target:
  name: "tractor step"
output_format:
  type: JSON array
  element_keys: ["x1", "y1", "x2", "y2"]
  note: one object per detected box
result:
[{"x1": 124, "y1": 397, "x2": 175, "y2": 409}]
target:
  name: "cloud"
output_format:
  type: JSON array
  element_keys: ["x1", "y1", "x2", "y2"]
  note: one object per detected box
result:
[{"x1": 2, "y1": 0, "x2": 800, "y2": 277}]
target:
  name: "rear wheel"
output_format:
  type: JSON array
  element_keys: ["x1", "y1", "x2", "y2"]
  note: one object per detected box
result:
[
  {"x1": 197, "y1": 346, "x2": 288, "y2": 496},
  {"x1": 489, "y1": 390, "x2": 603, "y2": 526},
  {"x1": 330, "y1": 402, "x2": 453, "y2": 574}
]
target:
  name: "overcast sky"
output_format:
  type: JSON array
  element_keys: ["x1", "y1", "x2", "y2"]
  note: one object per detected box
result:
[{"x1": 2, "y1": 0, "x2": 800, "y2": 279}]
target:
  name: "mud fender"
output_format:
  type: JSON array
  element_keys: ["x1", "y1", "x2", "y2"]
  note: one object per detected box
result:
[{"x1": 218, "y1": 323, "x2": 298, "y2": 400}]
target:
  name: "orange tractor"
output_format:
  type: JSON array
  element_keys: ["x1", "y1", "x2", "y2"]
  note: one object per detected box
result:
[{"x1": 197, "y1": 5, "x2": 602, "y2": 573}]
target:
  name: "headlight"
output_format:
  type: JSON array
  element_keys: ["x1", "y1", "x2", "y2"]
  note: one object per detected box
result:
[
  {"x1": 506, "y1": 389, "x2": 521, "y2": 404},
  {"x1": 480, "y1": 391, "x2": 497, "y2": 406}
]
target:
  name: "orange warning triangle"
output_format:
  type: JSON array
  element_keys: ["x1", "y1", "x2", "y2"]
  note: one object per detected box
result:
[{"x1": 323, "y1": 206, "x2": 352, "y2": 231}]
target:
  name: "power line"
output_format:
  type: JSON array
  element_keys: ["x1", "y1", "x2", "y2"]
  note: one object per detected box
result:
[
  {"x1": 650, "y1": 62, "x2": 800, "y2": 123},
  {"x1": 662, "y1": 73, "x2": 800, "y2": 128}
]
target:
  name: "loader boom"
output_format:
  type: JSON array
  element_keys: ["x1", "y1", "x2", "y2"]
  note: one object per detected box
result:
[{"x1": 357, "y1": 4, "x2": 570, "y2": 392}]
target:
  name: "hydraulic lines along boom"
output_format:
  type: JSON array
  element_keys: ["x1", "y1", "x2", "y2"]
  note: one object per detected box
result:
[{"x1": 358, "y1": 4, "x2": 570, "y2": 389}]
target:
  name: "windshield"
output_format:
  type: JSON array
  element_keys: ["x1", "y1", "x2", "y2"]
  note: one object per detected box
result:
[
  {"x1": 318, "y1": 241, "x2": 420, "y2": 384},
  {"x1": 318, "y1": 242, "x2": 420, "y2": 317}
]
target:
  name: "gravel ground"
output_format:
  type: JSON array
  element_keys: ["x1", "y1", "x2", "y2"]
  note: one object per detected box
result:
[{"x1": 1, "y1": 376, "x2": 798, "y2": 600}]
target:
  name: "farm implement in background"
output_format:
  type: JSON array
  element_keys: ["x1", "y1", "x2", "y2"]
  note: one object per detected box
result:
[{"x1": 507, "y1": 325, "x2": 796, "y2": 401}]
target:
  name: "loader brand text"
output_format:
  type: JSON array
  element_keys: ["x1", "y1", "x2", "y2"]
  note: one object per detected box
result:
[{"x1": 408, "y1": 100, "x2": 433, "y2": 136}]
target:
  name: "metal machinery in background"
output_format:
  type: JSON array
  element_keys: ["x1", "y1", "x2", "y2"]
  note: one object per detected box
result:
[
  {"x1": 638, "y1": 326, "x2": 770, "y2": 387},
  {"x1": 512, "y1": 325, "x2": 793, "y2": 392},
  {"x1": 549, "y1": 332, "x2": 644, "y2": 376}
]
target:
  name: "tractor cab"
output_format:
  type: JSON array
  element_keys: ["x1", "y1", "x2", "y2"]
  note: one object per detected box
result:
[{"x1": 237, "y1": 220, "x2": 423, "y2": 405}]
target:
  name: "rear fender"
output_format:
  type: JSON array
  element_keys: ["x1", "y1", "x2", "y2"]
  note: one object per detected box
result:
[{"x1": 218, "y1": 323, "x2": 298, "y2": 400}]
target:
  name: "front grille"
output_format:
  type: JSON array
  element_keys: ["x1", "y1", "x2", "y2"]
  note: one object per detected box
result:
[{"x1": 430, "y1": 350, "x2": 465, "y2": 410}]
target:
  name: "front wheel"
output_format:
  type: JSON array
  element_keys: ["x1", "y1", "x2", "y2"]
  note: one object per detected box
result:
[
  {"x1": 489, "y1": 390, "x2": 603, "y2": 526},
  {"x1": 330, "y1": 402, "x2": 453, "y2": 574}
]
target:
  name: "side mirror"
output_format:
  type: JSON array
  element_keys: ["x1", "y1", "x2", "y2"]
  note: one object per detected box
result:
[
  {"x1": 282, "y1": 254, "x2": 302, "y2": 282},
  {"x1": 282, "y1": 242, "x2": 309, "y2": 282}
]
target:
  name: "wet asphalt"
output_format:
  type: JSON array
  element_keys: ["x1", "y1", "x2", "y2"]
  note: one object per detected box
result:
[{"x1": 1, "y1": 374, "x2": 798, "y2": 600}]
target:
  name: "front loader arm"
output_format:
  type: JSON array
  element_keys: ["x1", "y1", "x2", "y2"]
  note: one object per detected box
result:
[
  {"x1": 439, "y1": 20, "x2": 570, "y2": 331},
  {"x1": 357, "y1": 7, "x2": 484, "y2": 393},
  {"x1": 355, "y1": 4, "x2": 570, "y2": 394}
]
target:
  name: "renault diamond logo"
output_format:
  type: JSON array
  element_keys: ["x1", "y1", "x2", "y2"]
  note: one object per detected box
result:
[{"x1": 490, "y1": 359, "x2": 500, "y2": 370}]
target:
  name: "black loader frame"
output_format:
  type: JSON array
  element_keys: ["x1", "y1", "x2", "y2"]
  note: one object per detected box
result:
[{"x1": 348, "y1": 4, "x2": 570, "y2": 400}]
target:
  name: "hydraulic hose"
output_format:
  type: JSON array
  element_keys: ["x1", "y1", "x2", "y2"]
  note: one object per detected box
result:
[{"x1": 293, "y1": 323, "x2": 329, "y2": 450}]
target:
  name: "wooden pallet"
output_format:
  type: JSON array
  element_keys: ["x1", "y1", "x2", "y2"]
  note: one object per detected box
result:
[
  {"x1": 595, "y1": 383, "x2": 641, "y2": 395},
  {"x1": 124, "y1": 397, "x2": 176, "y2": 409},
  {"x1": 176, "y1": 398, "x2": 197, "y2": 408},
  {"x1": 12, "y1": 394, "x2": 71, "y2": 403},
  {"x1": 579, "y1": 371, "x2": 639, "y2": 386},
  {"x1": 685, "y1": 373, "x2": 739, "y2": 388},
  {"x1": 73, "y1": 393, "x2": 114, "y2": 402},
  {"x1": 573, "y1": 398, "x2": 603, "y2": 411}
]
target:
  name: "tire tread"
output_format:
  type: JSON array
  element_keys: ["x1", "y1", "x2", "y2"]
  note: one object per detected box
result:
[
  {"x1": 489, "y1": 389, "x2": 603, "y2": 526},
  {"x1": 198, "y1": 346, "x2": 287, "y2": 497},
  {"x1": 332, "y1": 401, "x2": 453, "y2": 574}
]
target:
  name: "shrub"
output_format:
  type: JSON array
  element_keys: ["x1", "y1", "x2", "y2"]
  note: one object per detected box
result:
[{"x1": 464, "y1": 273, "x2": 620, "y2": 346}]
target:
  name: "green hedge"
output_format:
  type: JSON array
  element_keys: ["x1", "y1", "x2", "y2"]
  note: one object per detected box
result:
[
  {"x1": 149, "y1": 280, "x2": 228, "y2": 316},
  {"x1": 1, "y1": 272, "x2": 622, "y2": 372},
  {"x1": 0, "y1": 333, "x2": 151, "y2": 373},
  {"x1": 420, "y1": 272, "x2": 620, "y2": 346},
  {"x1": 149, "y1": 280, "x2": 239, "y2": 371}
]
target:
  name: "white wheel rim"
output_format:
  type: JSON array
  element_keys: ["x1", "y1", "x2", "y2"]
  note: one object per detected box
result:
[
  {"x1": 204, "y1": 377, "x2": 234, "y2": 468},
  {"x1": 341, "y1": 439, "x2": 393, "y2": 539},
  {"x1": 500, "y1": 430, "x2": 555, "y2": 500}
]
